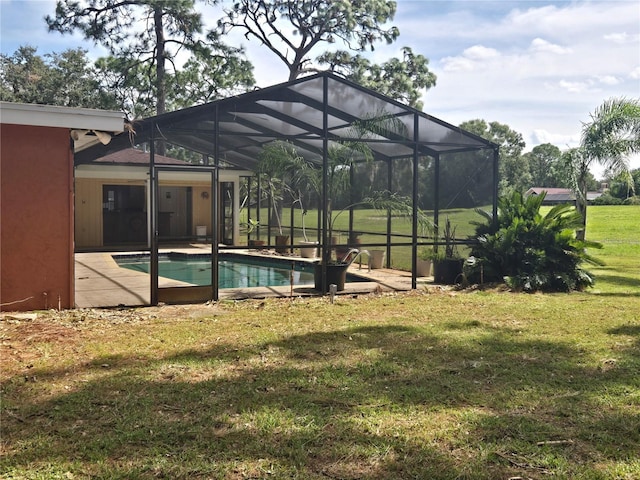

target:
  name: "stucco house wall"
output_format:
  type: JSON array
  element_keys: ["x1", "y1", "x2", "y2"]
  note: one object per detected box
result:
[
  {"x1": 0, "y1": 102, "x2": 123, "y2": 312},
  {"x1": 1, "y1": 124, "x2": 75, "y2": 311}
]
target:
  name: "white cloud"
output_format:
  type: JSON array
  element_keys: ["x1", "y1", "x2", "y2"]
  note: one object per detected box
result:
[
  {"x1": 440, "y1": 56, "x2": 474, "y2": 72},
  {"x1": 595, "y1": 75, "x2": 621, "y2": 86},
  {"x1": 505, "y1": 5, "x2": 561, "y2": 31},
  {"x1": 604, "y1": 32, "x2": 640, "y2": 44},
  {"x1": 503, "y1": 2, "x2": 636, "y2": 39},
  {"x1": 529, "y1": 38, "x2": 572, "y2": 54},
  {"x1": 530, "y1": 129, "x2": 579, "y2": 148},
  {"x1": 463, "y1": 45, "x2": 500, "y2": 61},
  {"x1": 440, "y1": 45, "x2": 499, "y2": 72},
  {"x1": 630, "y1": 66, "x2": 640, "y2": 79},
  {"x1": 557, "y1": 80, "x2": 595, "y2": 94},
  {"x1": 549, "y1": 75, "x2": 622, "y2": 94}
]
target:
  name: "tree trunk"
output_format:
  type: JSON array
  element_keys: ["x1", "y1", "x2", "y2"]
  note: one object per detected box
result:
[
  {"x1": 576, "y1": 167, "x2": 588, "y2": 241},
  {"x1": 154, "y1": 6, "x2": 166, "y2": 115},
  {"x1": 154, "y1": 5, "x2": 166, "y2": 155}
]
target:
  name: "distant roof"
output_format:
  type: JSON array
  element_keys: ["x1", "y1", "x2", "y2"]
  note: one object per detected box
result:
[
  {"x1": 75, "y1": 72, "x2": 498, "y2": 170},
  {"x1": 526, "y1": 187, "x2": 604, "y2": 203},
  {"x1": 586, "y1": 191, "x2": 603, "y2": 201},
  {"x1": 92, "y1": 148, "x2": 189, "y2": 165},
  {"x1": 526, "y1": 187, "x2": 575, "y2": 203},
  {"x1": 527, "y1": 187, "x2": 572, "y2": 195}
]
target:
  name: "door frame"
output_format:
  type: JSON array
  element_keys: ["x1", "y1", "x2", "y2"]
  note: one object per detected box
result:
[{"x1": 152, "y1": 165, "x2": 218, "y2": 305}]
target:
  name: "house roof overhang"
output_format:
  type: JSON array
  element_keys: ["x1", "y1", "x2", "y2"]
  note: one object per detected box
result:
[
  {"x1": 0, "y1": 102, "x2": 124, "y2": 152},
  {"x1": 75, "y1": 163, "x2": 249, "y2": 182}
]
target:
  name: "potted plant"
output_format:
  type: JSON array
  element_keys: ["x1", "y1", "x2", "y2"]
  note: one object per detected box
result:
[
  {"x1": 432, "y1": 217, "x2": 464, "y2": 284},
  {"x1": 417, "y1": 246, "x2": 435, "y2": 277},
  {"x1": 245, "y1": 219, "x2": 265, "y2": 248},
  {"x1": 256, "y1": 141, "x2": 307, "y2": 253},
  {"x1": 364, "y1": 202, "x2": 434, "y2": 271},
  {"x1": 290, "y1": 185, "x2": 320, "y2": 258},
  {"x1": 296, "y1": 203, "x2": 318, "y2": 258},
  {"x1": 296, "y1": 132, "x2": 369, "y2": 289}
]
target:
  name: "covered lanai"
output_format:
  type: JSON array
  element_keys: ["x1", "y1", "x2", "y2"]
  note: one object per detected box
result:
[{"x1": 77, "y1": 72, "x2": 499, "y2": 304}]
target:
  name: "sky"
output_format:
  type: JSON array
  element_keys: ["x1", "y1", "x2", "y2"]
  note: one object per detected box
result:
[{"x1": 1, "y1": 0, "x2": 639, "y2": 177}]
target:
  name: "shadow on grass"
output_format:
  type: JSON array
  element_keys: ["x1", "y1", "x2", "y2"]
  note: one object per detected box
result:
[
  {"x1": 594, "y1": 271, "x2": 640, "y2": 291},
  {"x1": 593, "y1": 292, "x2": 640, "y2": 298},
  {"x1": 608, "y1": 325, "x2": 640, "y2": 336},
  {"x1": 2, "y1": 323, "x2": 639, "y2": 479}
]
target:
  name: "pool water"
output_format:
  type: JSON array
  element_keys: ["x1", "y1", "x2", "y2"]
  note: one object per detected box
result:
[{"x1": 113, "y1": 253, "x2": 317, "y2": 288}]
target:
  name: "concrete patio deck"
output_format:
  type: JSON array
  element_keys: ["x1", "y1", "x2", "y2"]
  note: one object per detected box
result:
[{"x1": 75, "y1": 247, "x2": 432, "y2": 308}]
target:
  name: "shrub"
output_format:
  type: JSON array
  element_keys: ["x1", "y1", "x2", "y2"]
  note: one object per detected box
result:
[
  {"x1": 592, "y1": 193, "x2": 623, "y2": 205},
  {"x1": 466, "y1": 191, "x2": 604, "y2": 292}
]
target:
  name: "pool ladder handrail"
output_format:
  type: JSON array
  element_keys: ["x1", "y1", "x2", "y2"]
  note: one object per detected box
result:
[{"x1": 340, "y1": 248, "x2": 371, "y2": 273}]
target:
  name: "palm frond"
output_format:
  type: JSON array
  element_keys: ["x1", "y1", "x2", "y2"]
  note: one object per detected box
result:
[{"x1": 581, "y1": 97, "x2": 640, "y2": 171}]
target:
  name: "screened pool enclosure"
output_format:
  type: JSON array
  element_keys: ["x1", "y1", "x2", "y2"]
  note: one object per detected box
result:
[{"x1": 77, "y1": 72, "x2": 499, "y2": 304}]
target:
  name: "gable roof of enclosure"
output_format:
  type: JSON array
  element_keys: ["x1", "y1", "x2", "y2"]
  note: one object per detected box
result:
[{"x1": 75, "y1": 72, "x2": 498, "y2": 167}]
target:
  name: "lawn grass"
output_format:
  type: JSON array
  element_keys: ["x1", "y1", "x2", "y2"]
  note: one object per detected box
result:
[
  {"x1": 242, "y1": 204, "x2": 639, "y2": 276},
  {"x1": 585, "y1": 205, "x2": 640, "y2": 294},
  {"x1": 1, "y1": 206, "x2": 639, "y2": 479}
]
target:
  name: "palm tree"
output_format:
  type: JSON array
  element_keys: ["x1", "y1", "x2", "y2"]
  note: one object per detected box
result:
[{"x1": 572, "y1": 97, "x2": 640, "y2": 239}]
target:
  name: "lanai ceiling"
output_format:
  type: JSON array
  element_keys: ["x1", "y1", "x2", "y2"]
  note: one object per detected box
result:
[{"x1": 75, "y1": 72, "x2": 497, "y2": 169}]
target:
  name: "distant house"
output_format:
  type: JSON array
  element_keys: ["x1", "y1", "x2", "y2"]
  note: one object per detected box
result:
[
  {"x1": 525, "y1": 187, "x2": 575, "y2": 205},
  {"x1": 525, "y1": 187, "x2": 603, "y2": 205}
]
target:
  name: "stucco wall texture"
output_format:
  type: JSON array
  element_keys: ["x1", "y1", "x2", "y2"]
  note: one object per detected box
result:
[{"x1": 1, "y1": 124, "x2": 74, "y2": 311}]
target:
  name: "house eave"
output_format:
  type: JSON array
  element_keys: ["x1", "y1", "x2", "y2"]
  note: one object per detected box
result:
[
  {"x1": 0, "y1": 102, "x2": 124, "y2": 139},
  {"x1": 75, "y1": 164, "x2": 251, "y2": 182}
]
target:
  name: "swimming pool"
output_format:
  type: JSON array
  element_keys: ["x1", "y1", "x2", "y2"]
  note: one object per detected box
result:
[{"x1": 112, "y1": 253, "x2": 364, "y2": 289}]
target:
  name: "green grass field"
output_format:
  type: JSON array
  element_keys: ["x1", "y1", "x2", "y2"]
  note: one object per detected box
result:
[
  {"x1": 584, "y1": 206, "x2": 640, "y2": 294},
  {"x1": 1, "y1": 206, "x2": 638, "y2": 479},
  {"x1": 242, "y1": 205, "x2": 639, "y2": 282}
]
